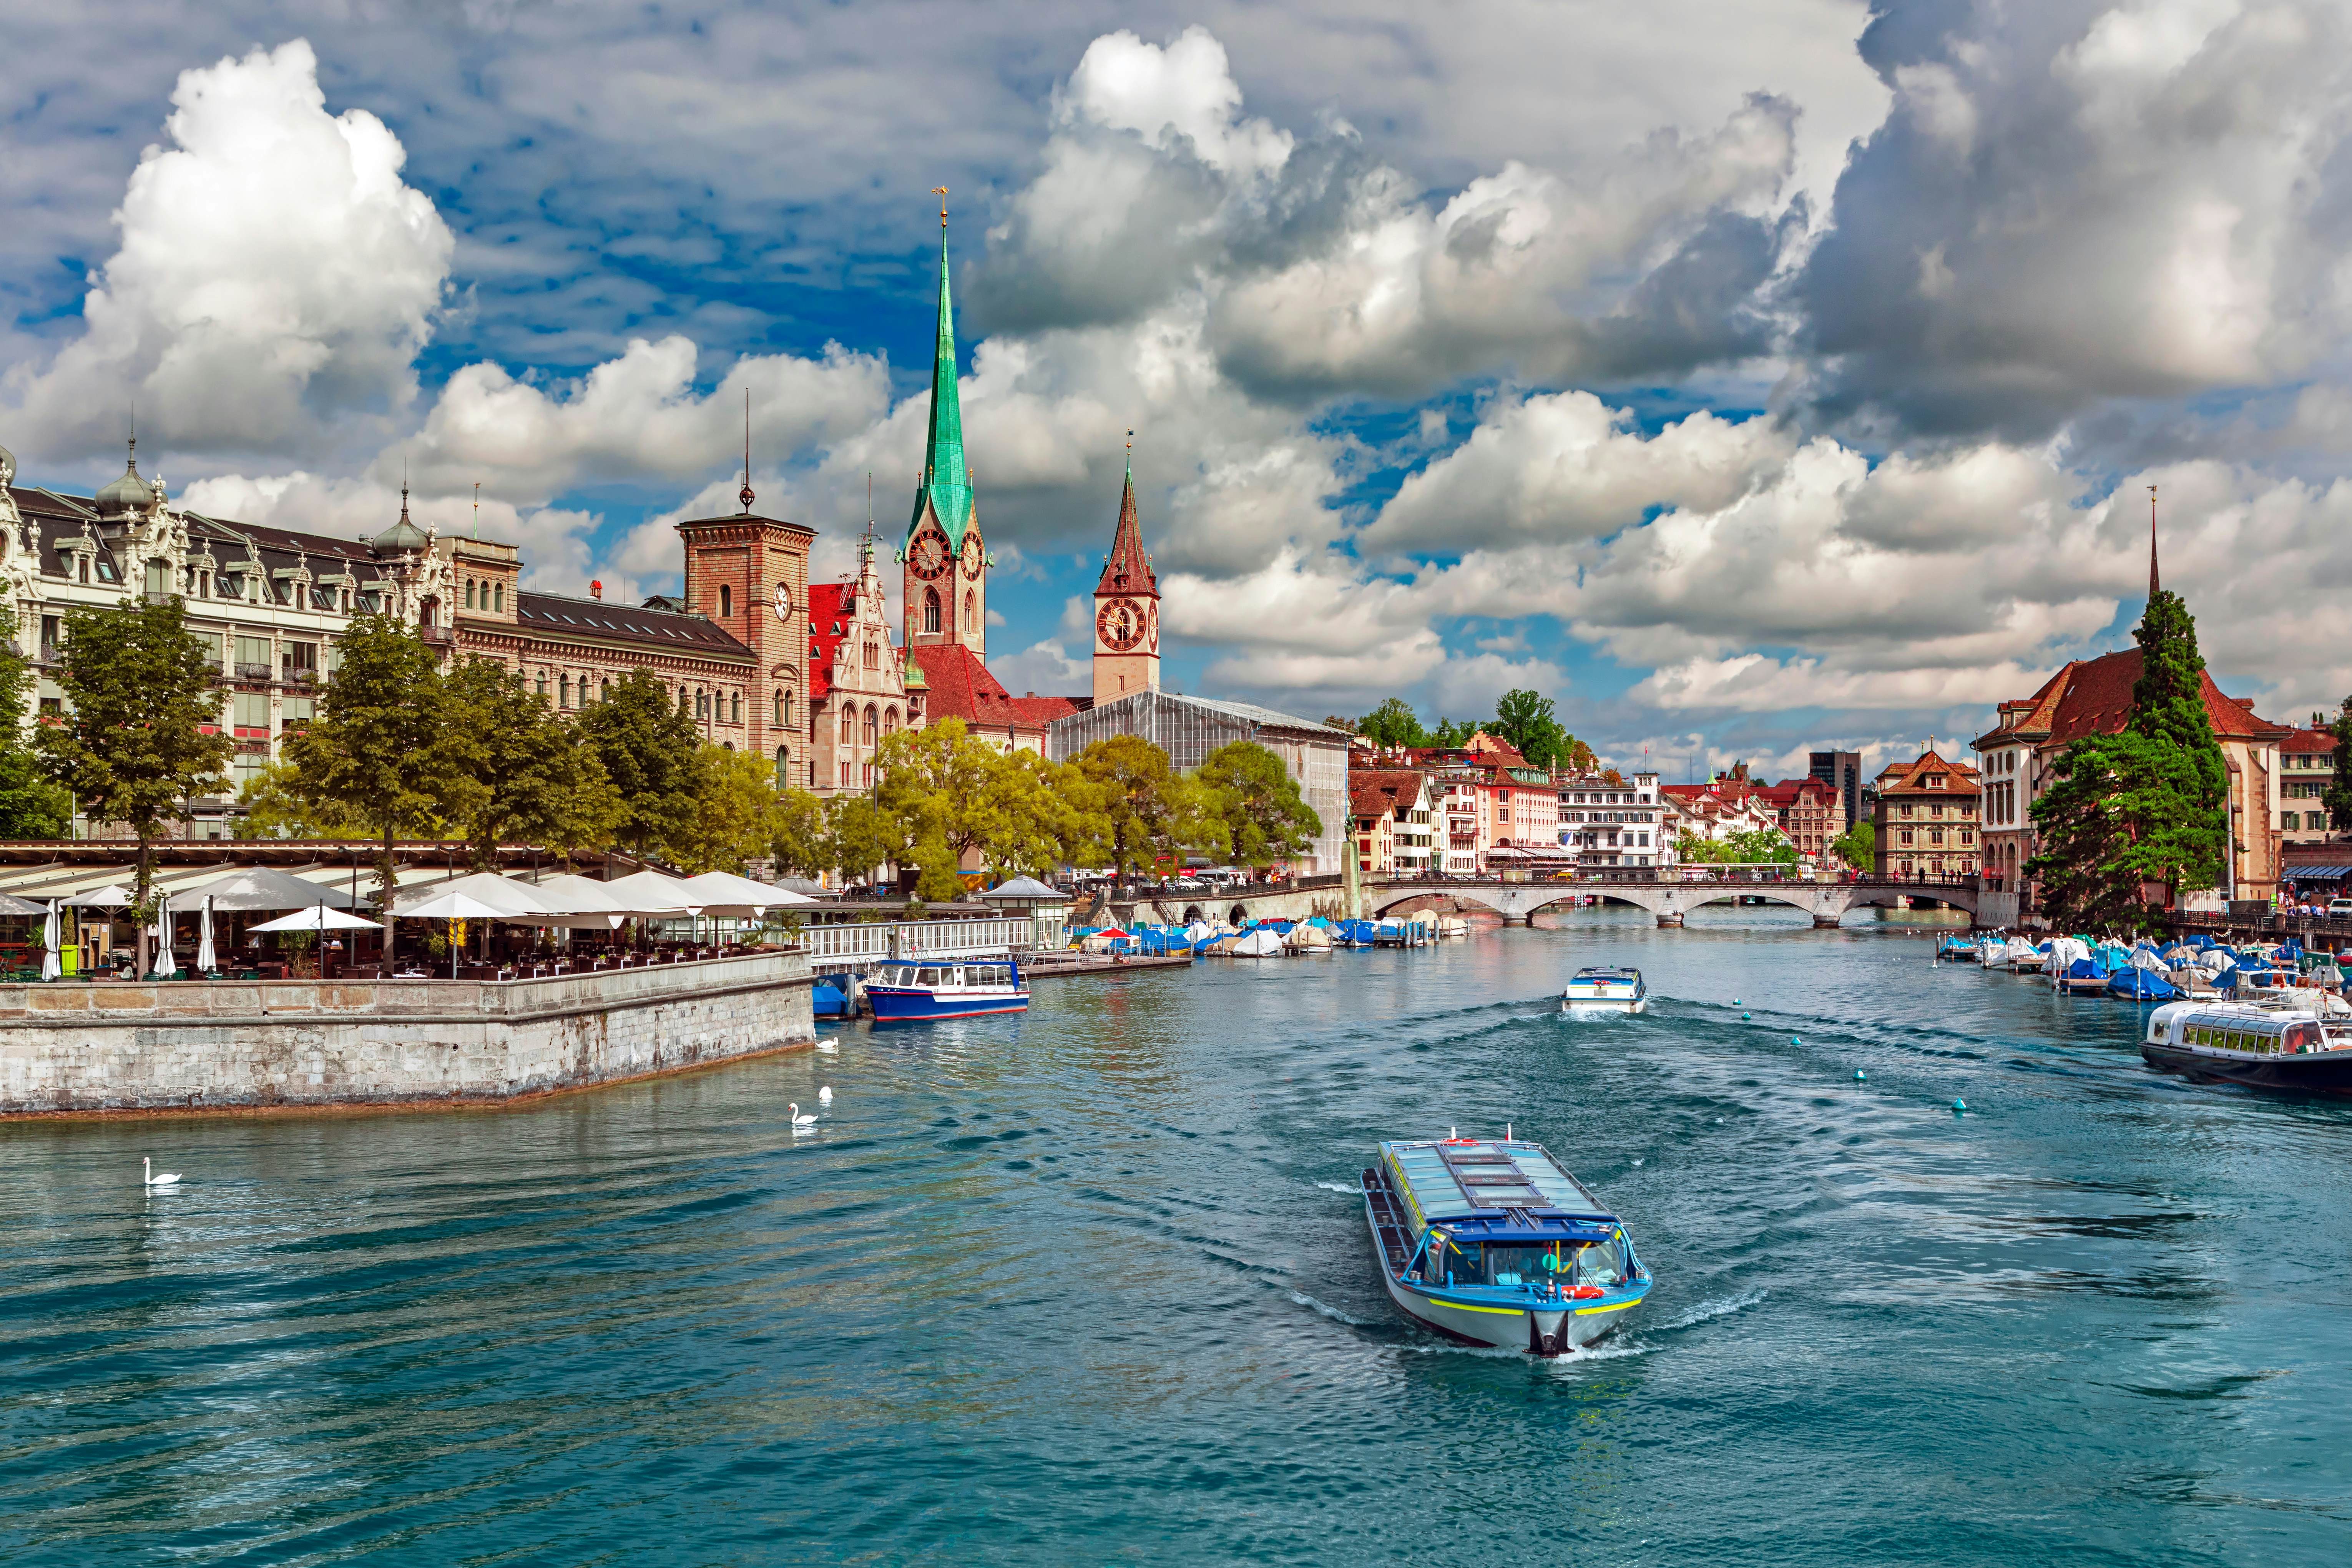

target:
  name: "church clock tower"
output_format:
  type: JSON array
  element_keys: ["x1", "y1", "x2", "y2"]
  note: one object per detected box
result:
[
  {"x1": 1091, "y1": 443, "x2": 1159, "y2": 706},
  {"x1": 901, "y1": 194, "x2": 988, "y2": 661}
]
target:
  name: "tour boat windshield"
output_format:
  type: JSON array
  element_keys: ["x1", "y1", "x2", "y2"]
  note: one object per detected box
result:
[{"x1": 1421, "y1": 1234, "x2": 1629, "y2": 1288}]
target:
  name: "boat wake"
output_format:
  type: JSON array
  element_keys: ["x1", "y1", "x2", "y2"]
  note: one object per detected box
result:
[
  {"x1": 1314, "y1": 1180, "x2": 1362, "y2": 1194},
  {"x1": 1289, "y1": 1289, "x2": 1371, "y2": 1327},
  {"x1": 1654, "y1": 1288, "x2": 1767, "y2": 1332}
]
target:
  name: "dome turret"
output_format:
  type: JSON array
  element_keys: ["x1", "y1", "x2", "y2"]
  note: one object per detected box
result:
[
  {"x1": 94, "y1": 439, "x2": 149, "y2": 518},
  {"x1": 373, "y1": 485, "x2": 431, "y2": 555}
]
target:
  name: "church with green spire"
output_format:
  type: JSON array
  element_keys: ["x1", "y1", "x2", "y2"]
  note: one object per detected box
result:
[{"x1": 900, "y1": 206, "x2": 988, "y2": 663}]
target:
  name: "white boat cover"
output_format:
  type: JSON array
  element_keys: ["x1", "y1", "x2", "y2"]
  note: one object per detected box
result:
[{"x1": 1232, "y1": 929, "x2": 1285, "y2": 956}]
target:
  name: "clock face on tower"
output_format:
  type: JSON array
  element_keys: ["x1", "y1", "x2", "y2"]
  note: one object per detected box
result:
[
  {"x1": 1098, "y1": 597, "x2": 1144, "y2": 652},
  {"x1": 910, "y1": 531, "x2": 950, "y2": 580},
  {"x1": 960, "y1": 532, "x2": 985, "y2": 580}
]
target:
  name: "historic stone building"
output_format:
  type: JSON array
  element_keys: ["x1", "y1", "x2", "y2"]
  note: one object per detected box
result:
[
  {"x1": 806, "y1": 535, "x2": 918, "y2": 796},
  {"x1": 1091, "y1": 449, "x2": 1160, "y2": 707},
  {"x1": 900, "y1": 215, "x2": 989, "y2": 670},
  {"x1": 1870, "y1": 749, "x2": 1982, "y2": 882},
  {"x1": 0, "y1": 437, "x2": 773, "y2": 837}
]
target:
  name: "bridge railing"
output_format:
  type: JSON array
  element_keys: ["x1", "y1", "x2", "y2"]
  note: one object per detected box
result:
[{"x1": 1362, "y1": 870, "x2": 1979, "y2": 892}]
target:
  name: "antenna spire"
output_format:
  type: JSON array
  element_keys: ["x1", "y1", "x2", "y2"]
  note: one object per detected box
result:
[
  {"x1": 933, "y1": 185, "x2": 948, "y2": 226},
  {"x1": 740, "y1": 389, "x2": 755, "y2": 514},
  {"x1": 472, "y1": 481, "x2": 480, "y2": 540},
  {"x1": 2147, "y1": 483, "x2": 2160, "y2": 600}
]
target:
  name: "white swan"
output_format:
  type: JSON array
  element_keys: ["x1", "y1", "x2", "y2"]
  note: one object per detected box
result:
[
  {"x1": 143, "y1": 1156, "x2": 181, "y2": 1188},
  {"x1": 816, "y1": 1040, "x2": 839, "y2": 1054},
  {"x1": 787, "y1": 1102, "x2": 817, "y2": 1129},
  {"x1": 817, "y1": 1086, "x2": 833, "y2": 1104}
]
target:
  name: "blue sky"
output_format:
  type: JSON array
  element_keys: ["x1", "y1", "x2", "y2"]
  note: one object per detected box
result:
[{"x1": 8, "y1": 1, "x2": 2352, "y2": 779}]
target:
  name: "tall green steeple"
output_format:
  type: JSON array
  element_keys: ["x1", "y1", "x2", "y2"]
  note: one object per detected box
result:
[{"x1": 909, "y1": 209, "x2": 974, "y2": 549}]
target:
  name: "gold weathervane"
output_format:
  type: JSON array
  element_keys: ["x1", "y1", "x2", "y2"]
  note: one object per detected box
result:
[{"x1": 933, "y1": 185, "x2": 948, "y2": 226}]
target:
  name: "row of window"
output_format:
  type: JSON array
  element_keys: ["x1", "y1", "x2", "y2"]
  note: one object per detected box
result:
[
  {"x1": 1894, "y1": 801, "x2": 1975, "y2": 819},
  {"x1": 463, "y1": 580, "x2": 507, "y2": 613},
  {"x1": 1895, "y1": 829, "x2": 1976, "y2": 847},
  {"x1": 2284, "y1": 811, "x2": 2336, "y2": 830}
]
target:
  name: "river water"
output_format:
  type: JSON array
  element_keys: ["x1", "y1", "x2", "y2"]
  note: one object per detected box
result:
[{"x1": 6, "y1": 907, "x2": 2352, "y2": 1565}]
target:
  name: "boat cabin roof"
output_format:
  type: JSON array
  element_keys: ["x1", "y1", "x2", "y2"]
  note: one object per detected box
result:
[
  {"x1": 1570, "y1": 966, "x2": 1639, "y2": 980},
  {"x1": 1379, "y1": 1138, "x2": 1615, "y2": 1236}
]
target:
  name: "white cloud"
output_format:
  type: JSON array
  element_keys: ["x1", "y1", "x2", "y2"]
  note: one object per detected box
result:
[
  {"x1": 3, "y1": 40, "x2": 452, "y2": 458},
  {"x1": 1061, "y1": 27, "x2": 1293, "y2": 179},
  {"x1": 990, "y1": 638, "x2": 1090, "y2": 698}
]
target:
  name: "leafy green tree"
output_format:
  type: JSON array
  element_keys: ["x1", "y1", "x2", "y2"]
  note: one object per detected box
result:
[
  {"x1": 232, "y1": 760, "x2": 367, "y2": 840},
  {"x1": 769, "y1": 785, "x2": 830, "y2": 878},
  {"x1": 1490, "y1": 688, "x2": 1572, "y2": 769},
  {"x1": 1197, "y1": 740, "x2": 1321, "y2": 868},
  {"x1": 1829, "y1": 819, "x2": 1874, "y2": 872},
  {"x1": 35, "y1": 598, "x2": 233, "y2": 923},
  {"x1": 822, "y1": 793, "x2": 908, "y2": 890},
  {"x1": 874, "y1": 719, "x2": 1084, "y2": 881},
  {"x1": 673, "y1": 744, "x2": 786, "y2": 874},
  {"x1": 282, "y1": 614, "x2": 470, "y2": 950},
  {"x1": 2326, "y1": 698, "x2": 2352, "y2": 834},
  {"x1": 2027, "y1": 590, "x2": 2229, "y2": 925},
  {"x1": 1071, "y1": 734, "x2": 1216, "y2": 878},
  {"x1": 443, "y1": 658, "x2": 621, "y2": 869},
  {"x1": 1430, "y1": 716, "x2": 1482, "y2": 748},
  {"x1": 0, "y1": 608, "x2": 69, "y2": 838},
  {"x1": 1356, "y1": 698, "x2": 1432, "y2": 750},
  {"x1": 575, "y1": 668, "x2": 701, "y2": 862},
  {"x1": 1676, "y1": 827, "x2": 1795, "y2": 865}
]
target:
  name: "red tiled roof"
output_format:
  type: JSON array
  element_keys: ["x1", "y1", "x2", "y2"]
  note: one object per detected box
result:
[
  {"x1": 1349, "y1": 768, "x2": 1427, "y2": 820},
  {"x1": 908, "y1": 644, "x2": 1047, "y2": 737},
  {"x1": 1974, "y1": 648, "x2": 2287, "y2": 749},
  {"x1": 2281, "y1": 726, "x2": 2338, "y2": 754},
  {"x1": 1094, "y1": 465, "x2": 1158, "y2": 599},
  {"x1": 805, "y1": 582, "x2": 855, "y2": 701},
  {"x1": 1008, "y1": 694, "x2": 1081, "y2": 726},
  {"x1": 1875, "y1": 749, "x2": 1980, "y2": 797}
]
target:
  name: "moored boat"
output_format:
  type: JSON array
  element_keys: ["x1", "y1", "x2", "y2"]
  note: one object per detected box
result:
[
  {"x1": 2141, "y1": 1001, "x2": 2352, "y2": 1093},
  {"x1": 1936, "y1": 935, "x2": 1980, "y2": 961},
  {"x1": 1562, "y1": 965, "x2": 1647, "y2": 1013},
  {"x1": 1361, "y1": 1134, "x2": 1649, "y2": 1355},
  {"x1": 865, "y1": 955, "x2": 1029, "y2": 1022}
]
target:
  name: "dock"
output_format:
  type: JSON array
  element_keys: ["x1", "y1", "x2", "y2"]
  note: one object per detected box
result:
[{"x1": 1020, "y1": 952, "x2": 1194, "y2": 978}]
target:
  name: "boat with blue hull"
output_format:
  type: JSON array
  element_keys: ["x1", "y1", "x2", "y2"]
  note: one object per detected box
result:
[
  {"x1": 864, "y1": 957, "x2": 1030, "y2": 1022},
  {"x1": 1361, "y1": 1135, "x2": 1648, "y2": 1356}
]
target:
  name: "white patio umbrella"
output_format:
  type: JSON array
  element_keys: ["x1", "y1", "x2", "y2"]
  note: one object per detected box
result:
[
  {"x1": 61, "y1": 884, "x2": 133, "y2": 909},
  {"x1": 597, "y1": 870, "x2": 703, "y2": 915},
  {"x1": 676, "y1": 870, "x2": 816, "y2": 916},
  {"x1": 40, "y1": 901, "x2": 60, "y2": 981},
  {"x1": 393, "y1": 889, "x2": 512, "y2": 978},
  {"x1": 195, "y1": 896, "x2": 217, "y2": 974},
  {"x1": 149, "y1": 906, "x2": 178, "y2": 979},
  {"x1": 246, "y1": 906, "x2": 383, "y2": 933}
]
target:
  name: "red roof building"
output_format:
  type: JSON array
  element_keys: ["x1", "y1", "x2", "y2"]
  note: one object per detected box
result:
[
  {"x1": 1972, "y1": 647, "x2": 2290, "y2": 915},
  {"x1": 2277, "y1": 725, "x2": 2339, "y2": 848},
  {"x1": 1349, "y1": 769, "x2": 1435, "y2": 876},
  {"x1": 1869, "y1": 750, "x2": 1980, "y2": 882},
  {"x1": 1754, "y1": 775, "x2": 1847, "y2": 865},
  {"x1": 906, "y1": 643, "x2": 1079, "y2": 755},
  {"x1": 804, "y1": 539, "x2": 916, "y2": 795}
]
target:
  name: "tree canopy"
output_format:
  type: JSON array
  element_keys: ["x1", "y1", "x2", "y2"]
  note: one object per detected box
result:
[
  {"x1": 1197, "y1": 740, "x2": 1320, "y2": 868},
  {"x1": 1489, "y1": 688, "x2": 1594, "y2": 771},
  {"x1": 574, "y1": 669, "x2": 701, "y2": 861},
  {"x1": 2026, "y1": 589, "x2": 2230, "y2": 927},
  {"x1": 2322, "y1": 698, "x2": 2352, "y2": 836},
  {"x1": 444, "y1": 658, "x2": 623, "y2": 869},
  {"x1": 1829, "y1": 819, "x2": 1874, "y2": 873},
  {"x1": 1676, "y1": 827, "x2": 1796, "y2": 865},
  {"x1": 36, "y1": 598, "x2": 233, "y2": 915},
  {"x1": 1355, "y1": 698, "x2": 1431, "y2": 750},
  {"x1": 281, "y1": 613, "x2": 469, "y2": 922},
  {"x1": 1070, "y1": 734, "x2": 1216, "y2": 877},
  {"x1": 0, "y1": 608, "x2": 68, "y2": 839}
]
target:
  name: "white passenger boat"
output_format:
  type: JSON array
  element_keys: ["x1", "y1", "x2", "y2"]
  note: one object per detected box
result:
[
  {"x1": 1562, "y1": 966, "x2": 1647, "y2": 1013},
  {"x1": 1361, "y1": 1134, "x2": 1649, "y2": 1355},
  {"x1": 2141, "y1": 1000, "x2": 2352, "y2": 1093}
]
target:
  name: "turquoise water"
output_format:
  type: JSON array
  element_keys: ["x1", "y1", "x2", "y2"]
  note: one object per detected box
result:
[{"x1": 7, "y1": 907, "x2": 2352, "y2": 1564}]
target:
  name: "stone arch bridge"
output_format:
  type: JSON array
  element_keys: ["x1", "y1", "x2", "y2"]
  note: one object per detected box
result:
[{"x1": 1127, "y1": 874, "x2": 1986, "y2": 930}]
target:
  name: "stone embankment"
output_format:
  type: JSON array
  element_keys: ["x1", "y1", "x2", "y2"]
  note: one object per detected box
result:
[{"x1": 0, "y1": 950, "x2": 815, "y2": 1117}]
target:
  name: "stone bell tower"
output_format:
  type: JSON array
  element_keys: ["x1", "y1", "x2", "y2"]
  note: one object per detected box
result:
[
  {"x1": 1091, "y1": 442, "x2": 1159, "y2": 706},
  {"x1": 901, "y1": 195, "x2": 988, "y2": 663}
]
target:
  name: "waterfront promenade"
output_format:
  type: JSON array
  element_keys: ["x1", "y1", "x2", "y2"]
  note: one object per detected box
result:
[{"x1": 0, "y1": 949, "x2": 814, "y2": 1116}]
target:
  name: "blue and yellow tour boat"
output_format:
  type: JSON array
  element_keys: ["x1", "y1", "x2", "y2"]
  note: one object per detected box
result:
[
  {"x1": 1361, "y1": 1134, "x2": 1649, "y2": 1355},
  {"x1": 864, "y1": 956, "x2": 1030, "y2": 1022}
]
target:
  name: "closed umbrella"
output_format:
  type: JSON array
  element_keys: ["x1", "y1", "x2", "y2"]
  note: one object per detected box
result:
[
  {"x1": 195, "y1": 896, "x2": 217, "y2": 975},
  {"x1": 40, "y1": 901, "x2": 60, "y2": 981},
  {"x1": 149, "y1": 907, "x2": 178, "y2": 979}
]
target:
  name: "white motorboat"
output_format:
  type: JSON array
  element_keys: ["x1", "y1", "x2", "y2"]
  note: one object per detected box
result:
[{"x1": 1562, "y1": 966, "x2": 1647, "y2": 1014}]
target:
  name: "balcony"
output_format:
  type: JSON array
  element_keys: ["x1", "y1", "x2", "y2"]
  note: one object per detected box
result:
[
  {"x1": 282, "y1": 666, "x2": 318, "y2": 686},
  {"x1": 38, "y1": 644, "x2": 59, "y2": 665},
  {"x1": 418, "y1": 624, "x2": 454, "y2": 646},
  {"x1": 233, "y1": 662, "x2": 274, "y2": 681}
]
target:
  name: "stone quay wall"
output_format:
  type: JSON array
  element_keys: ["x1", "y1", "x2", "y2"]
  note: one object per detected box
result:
[{"x1": 0, "y1": 950, "x2": 816, "y2": 1116}]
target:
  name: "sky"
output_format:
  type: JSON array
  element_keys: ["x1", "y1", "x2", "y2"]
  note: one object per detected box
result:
[{"x1": 7, "y1": 0, "x2": 2352, "y2": 782}]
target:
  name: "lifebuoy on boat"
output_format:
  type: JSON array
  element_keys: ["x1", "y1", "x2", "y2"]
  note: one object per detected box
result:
[{"x1": 1570, "y1": 1285, "x2": 1604, "y2": 1300}]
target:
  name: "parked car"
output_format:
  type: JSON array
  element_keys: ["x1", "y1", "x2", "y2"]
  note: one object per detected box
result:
[{"x1": 2329, "y1": 898, "x2": 2352, "y2": 917}]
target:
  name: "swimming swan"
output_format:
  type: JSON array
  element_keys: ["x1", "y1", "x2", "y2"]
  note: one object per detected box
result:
[
  {"x1": 817, "y1": 1086, "x2": 833, "y2": 1104},
  {"x1": 787, "y1": 1103, "x2": 817, "y2": 1129},
  {"x1": 143, "y1": 1157, "x2": 181, "y2": 1188}
]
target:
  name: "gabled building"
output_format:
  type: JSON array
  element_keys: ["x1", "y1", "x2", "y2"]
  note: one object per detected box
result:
[
  {"x1": 1754, "y1": 775, "x2": 1846, "y2": 866},
  {"x1": 2278, "y1": 724, "x2": 2338, "y2": 845},
  {"x1": 1973, "y1": 647, "x2": 2286, "y2": 922},
  {"x1": 1870, "y1": 749, "x2": 1980, "y2": 882},
  {"x1": 1091, "y1": 447, "x2": 1160, "y2": 707},
  {"x1": 1556, "y1": 772, "x2": 1666, "y2": 867},
  {"x1": 805, "y1": 537, "x2": 916, "y2": 795},
  {"x1": 1350, "y1": 769, "x2": 1434, "y2": 877}
]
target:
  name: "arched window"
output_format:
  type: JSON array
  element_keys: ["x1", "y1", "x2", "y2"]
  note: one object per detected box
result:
[
  {"x1": 536, "y1": 672, "x2": 549, "y2": 698},
  {"x1": 782, "y1": 691, "x2": 793, "y2": 726},
  {"x1": 723, "y1": 741, "x2": 734, "y2": 752},
  {"x1": 696, "y1": 689, "x2": 709, "y2": 721},
  {"x1": 773, "y1": 690, "x2": 784, "y2": 726},
  {"x1": 730, "y1": 692, "x2": 741, "y2": 724},
  {"x1": 559, "y1": 675, "x2": 571, "y2": 708},
  {"x1": 839, "y1": 760, "x2": 850, "y2": 788},
  {"x1": 924, "y1": 588, "x2": 941, "y2": 635},
  {"x1": 963, "y1": 590, "x2": 974, "y2": 628},
  {"x1": 719, "y1": 584, "x2": 733, "y2": 618},
  {"x1": 465, "y1": 580, "x2": 477, "y2": 610},
  {"x1": 883, "y1": 707, "x2": 900, "y2": 737},
  {"x1": 494, "y1": 584, "x2": 505, "y2": 612},
  {"x1": 863, "y1": 705, "x2": 878, "y2": 746},
  {"x1": 775, "y1": 745, "x2": 790, "y2": 788}
]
